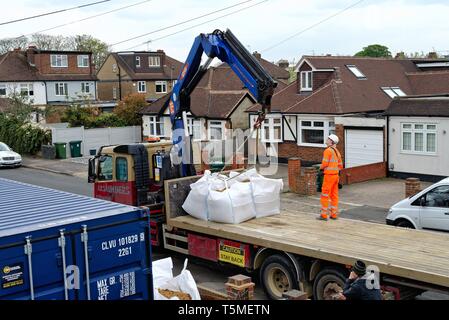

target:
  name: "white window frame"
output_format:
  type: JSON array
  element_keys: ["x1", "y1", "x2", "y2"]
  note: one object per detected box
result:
[
  {"x1": 77, "y1": 55, "x2": 89, "y2": 68},
  {"x1": 346, "y1": 65, "x2": 366, "y2": 79},
  {"x1": 112, "y1": 87, "x2": 117, "y2": 100},
  {"x1": 401, "y1": 122, "x2": 437, "y2": 155},
  {"x1": 55, "y1": 83, "x2": 68, "y2": 96},
  {"x1": 298, "y1": 118, "x2": 335, "y2": 147},
  {"x1": 208, "y1": 120, "x2": 225, "y2": 141},
  {"x1": 0, "y1": 84, "x2": 7, "y2": 97},
  {"x1": 136, "y1": 56, "x2": 141, "y2": 68},
  {"x1": 155, "y1": 81, "x2": 167, "y2": 94},
  {"x1": 382, "y1": 87, "x2": 406, "y2": 99},
  {"x1": 20, "y1": 83, "x2": 34, "y2": 96},
  {"x1": 148, "y1": 116, "x2": 165, "y2": 137},
  {"x1": 137, "y1": 81, "x2": 146, "y2": 93},
  {"x1": 186, "y1": 118, "x2": 202, "y2": 141},
  {"x1": 261, "y1": 115, "x2": 283, "y2": 143},
  {"x1": 51, "y1": 54, "x2": 68, "y2": 67},
  {"x1": 112, "y1": 63, "x2": 117, "y2": 73},
  {"x1": 149, "y1": 56, "x2": 161, "y2": 67},
  {"x1": 300, "y1": 71, "x2": 313, "y2": 91},
  {"x1": 81, "y1": 82, "x2": 91, "y2": 94}
]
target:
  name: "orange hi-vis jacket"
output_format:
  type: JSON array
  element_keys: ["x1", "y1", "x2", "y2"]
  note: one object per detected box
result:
[{"x1": 320, "y1": 146, "x2": 343, "y2": 175}]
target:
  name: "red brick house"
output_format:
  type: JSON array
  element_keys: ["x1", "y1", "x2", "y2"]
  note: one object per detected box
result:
[{"x1": 248, "y1": 55, "x2": 449, "y2": 168}]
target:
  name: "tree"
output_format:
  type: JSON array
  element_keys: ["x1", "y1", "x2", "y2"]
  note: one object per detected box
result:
[
  {"x1": 114, "y1": 94, "x2": 147, "y2": 126},
  {"x1": 355, "y1": 44, "x2": 392, "y2": 58},
  {"x1": 0, "y1": 37, "x2": 28, "y2": 54},
  {"x1": 0, "y1": 92, "x2": 39, "y2": 123},
  {"x1": 73, "y1": 34, "x2": 110, "y2": 69},
  {"x1": 0, "y1": 33, "x2": 110, "y2": 69}
]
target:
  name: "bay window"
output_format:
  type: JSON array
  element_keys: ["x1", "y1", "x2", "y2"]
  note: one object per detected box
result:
[
  {"x1": 299, "y1": 119, "x2": 335, "y2": 146},
  {"x1": 401, "y1": 123, "x2": 437, "y2": 154}
]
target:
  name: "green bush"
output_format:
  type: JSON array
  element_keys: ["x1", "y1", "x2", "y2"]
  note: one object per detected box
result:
[{"x1": 0, "y1": 114, "x2": 51, "y2": 155}]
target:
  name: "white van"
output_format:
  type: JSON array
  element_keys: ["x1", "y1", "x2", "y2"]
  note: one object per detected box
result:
[{"x1": 386, "y1": 177, "x2": 449, "y2": 231}]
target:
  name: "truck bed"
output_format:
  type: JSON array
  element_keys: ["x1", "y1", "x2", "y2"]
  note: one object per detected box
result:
[{"x1": 168, "y1": 209, "x2": 449, "y2": 289}]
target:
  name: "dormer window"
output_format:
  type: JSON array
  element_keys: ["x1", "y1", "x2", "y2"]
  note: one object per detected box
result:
[
  {"x1": 346, "y1": 65, "x2": 366, "y2": 79},
  {"x1": 136, "y1": 56, "x2": 141, "y2": 68},
  {"x1": 300, "y1": 71, "x2": 312, "y2": 91},
  {"x1": 51, "y1": 54, "x2": 68, "y2": 68},
  {"x1": 149, "y1": 56, "x2": 160, "y2": 67},
  {"x1": 382, "y1": 87, "x2": 406, "y2": 98}
]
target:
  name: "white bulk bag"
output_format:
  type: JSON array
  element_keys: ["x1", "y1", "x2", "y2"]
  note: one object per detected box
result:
[
  {"x1": 153, "y1": 258, "x2": 201, "y2": 300},
  {"x1": 250, "y1": 176, "x2": 283, "y2": 218},
  {"x1": 207, "y1": 181, "x2": 256, "y2": 224},
  {"x1": 182, "y1": 170, "x2": 212, "y2": 221}
]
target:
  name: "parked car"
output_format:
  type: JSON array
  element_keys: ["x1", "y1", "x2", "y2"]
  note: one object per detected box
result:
[
  {"x1": 0, "y1": 142, "x2": 22, "y2": 168},
  {"x1": 386, "y1": 178, "x2": 449, "y2": 232}
]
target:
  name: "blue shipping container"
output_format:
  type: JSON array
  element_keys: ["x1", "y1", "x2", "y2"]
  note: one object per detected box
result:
[{"x1": 0, "y1": 178, "x2": 153, "y2": 300}]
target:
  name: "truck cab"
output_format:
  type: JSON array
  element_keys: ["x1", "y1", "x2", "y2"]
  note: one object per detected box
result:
[{"x1": 88, "y1": 141, "x2": 174, "y2": 206}]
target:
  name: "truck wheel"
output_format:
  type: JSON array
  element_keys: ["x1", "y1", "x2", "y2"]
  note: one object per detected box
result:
[
  {"x1": 260, "y1": 255, "x2": 299, "y2": 300},
  {"x1": 313, "y1": 267, "x2": 347, "y2": 300},
  {"x1": 395, "y1": 220, "x2": 415, "y2": 229}
]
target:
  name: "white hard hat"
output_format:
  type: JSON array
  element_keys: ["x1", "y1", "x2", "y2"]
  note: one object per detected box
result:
[{"x1": 328, "y1": 134, "x2": 339, "y2": 144}]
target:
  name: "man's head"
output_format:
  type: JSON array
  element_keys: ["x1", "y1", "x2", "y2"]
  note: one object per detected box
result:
[
  {"x1": 352, "y1": 260, "x2": 367, "y2": 277},
  {"x1": 326, "y1": 134, "x2": 339, "y2": 147}
]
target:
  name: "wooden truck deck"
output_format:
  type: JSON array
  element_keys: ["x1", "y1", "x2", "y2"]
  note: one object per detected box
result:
[
  {"x1": 165, "y1": 176, "x2": 449, "y2": 290},
  {"x1": 168, "y1": 210, "x2": 449, "y2": 288}
]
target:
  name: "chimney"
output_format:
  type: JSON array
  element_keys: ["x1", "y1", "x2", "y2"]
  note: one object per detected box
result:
[
  {"x1": 427, "y1": 52, "x2": 438, "y2": 59},
  {"x1": 395, "y1": 51, "x2": 405, "y2": 59},
  {"x1": 253, "y1": 51, "x2": 262, "y2": 61},
  {"x1": 26, "y1": 45, "x2": 37, "y2": 66},
  {"x1": 13, "y1": 47, "x2": 21, "y2": 52},
  {"x1": 157, "y1": 49, "x2": 165, "y2": 54},
  {"x1": 277, "y1": 59, "x2": 289, "y2": 69}
]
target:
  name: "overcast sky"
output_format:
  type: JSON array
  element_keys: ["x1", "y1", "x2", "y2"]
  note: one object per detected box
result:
[{"x1": 1, "y1": 0, "x2": 449, "y2": 63}]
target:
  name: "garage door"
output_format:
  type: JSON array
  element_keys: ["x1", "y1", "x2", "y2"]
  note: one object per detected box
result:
[{"x1": 345, "y1": 129, "x2": 384, "y2": 168}]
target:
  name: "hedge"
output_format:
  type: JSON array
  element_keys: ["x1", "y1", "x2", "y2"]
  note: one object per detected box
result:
[{"x1": 0, "y1": 114, "x2": 51, "y2": 155}]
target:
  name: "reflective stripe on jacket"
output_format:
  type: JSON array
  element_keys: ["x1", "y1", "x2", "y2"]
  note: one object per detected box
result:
[{"x1": 320, "y1": 147, "x2": 343, "y2": 175}]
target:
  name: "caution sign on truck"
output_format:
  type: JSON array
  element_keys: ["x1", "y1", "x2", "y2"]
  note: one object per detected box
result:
[{"x1": 218, "y1": 240, "x2": 249, "y2": 268}]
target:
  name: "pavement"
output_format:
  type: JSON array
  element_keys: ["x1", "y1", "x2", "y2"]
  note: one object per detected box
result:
[{"x1": 22, "y1": 156, "x2": 88, "y2": 179}]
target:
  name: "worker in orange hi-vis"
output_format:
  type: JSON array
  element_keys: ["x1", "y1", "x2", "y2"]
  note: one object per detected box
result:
[{"x1": 318, "y1": 134, "x2": 343, "y2": 221}]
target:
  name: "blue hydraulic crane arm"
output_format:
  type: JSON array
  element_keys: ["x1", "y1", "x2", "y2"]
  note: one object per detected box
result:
[{"x1": 168, "y1": 29, "x2": 277, "y2": 177}]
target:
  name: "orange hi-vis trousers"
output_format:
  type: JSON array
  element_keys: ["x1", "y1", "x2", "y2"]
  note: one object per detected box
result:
[{"x1": 320, "y1": 174, "x2": 340, "y2": 219}]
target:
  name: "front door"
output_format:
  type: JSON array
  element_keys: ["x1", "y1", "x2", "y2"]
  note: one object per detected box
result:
[{"x1": 419, "y1": 185, "x2": 449, "y2": 232}]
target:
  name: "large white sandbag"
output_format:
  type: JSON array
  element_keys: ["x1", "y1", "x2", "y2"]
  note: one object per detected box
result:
[
  {"x1": 234, "y1": 168, "x2": 261, "y2": 182},
  {"x1": 207, "y1": 181, "x2": 256, "y2": 224},
  {"x1": 182, "y1": 170, "x2": 212, "y2": 221},
  {"x1": 182, "y1": 181, "x2": 210, "y2": 221},
  {"x1": 250, "y1": 176, "x2": 283, "y2": 218}
]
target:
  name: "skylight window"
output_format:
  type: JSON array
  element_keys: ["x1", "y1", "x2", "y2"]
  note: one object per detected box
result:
[
  {"x1": 382, "y1": 87, "x2": 406, "y2": 98},
  {"x1": 346, "y1": 65, "x2": 366, "y2": 79}
]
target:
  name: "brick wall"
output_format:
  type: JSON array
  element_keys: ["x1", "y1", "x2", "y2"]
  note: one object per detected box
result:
[
  {"x1": 313, "y1": 71, "x2": 333, "y2": 90},
  {"x1": 279, "y1": 141, "x2": 325, "y2": 164},
  {"x1": 288, "y1": 158, "x2": 301, "y2": 193},
  {"x1": 36, "y1": 53, "x2": 94, "y2": 75},
  {"x1": 297, "y1": 167, "x2": 317, "y2": 196},
  {"x1": 340, "y1": 162, "x2": 387, "y2": 185}
]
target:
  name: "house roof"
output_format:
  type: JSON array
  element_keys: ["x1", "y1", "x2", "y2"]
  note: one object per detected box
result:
[
  {"x1": 112, "y1": 52, "x2": 183, "y2": 81},
  {"x1": 0, "y1": 51, "x2": 97, "y2": 82},
  {"x1": 0, "y1": 52, "x2": 40, "y2": 81},
  {"x1": 140, "y1": 61, "x2": 288, "y2": 119},
  {"x1": 249, "y1": 56, "x2": 449, "y2": 115},
  {"x1": 385, "y1": 95, "x2": 449, "y2": 117},
  {"x1": 258, "y1": 58, "x2": 290, "y2": 80}
]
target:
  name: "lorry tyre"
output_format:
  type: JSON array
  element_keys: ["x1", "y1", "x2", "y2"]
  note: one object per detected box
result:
[
  {"x1": 313, "y1": 267, "x2": 348, "y2": 300},
  {"x1": 395, "y1": 220, "x2": 415, "y2": 229},
  {"x1": 260, "y1": 254, "x2": 299, "y2": 300}
]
